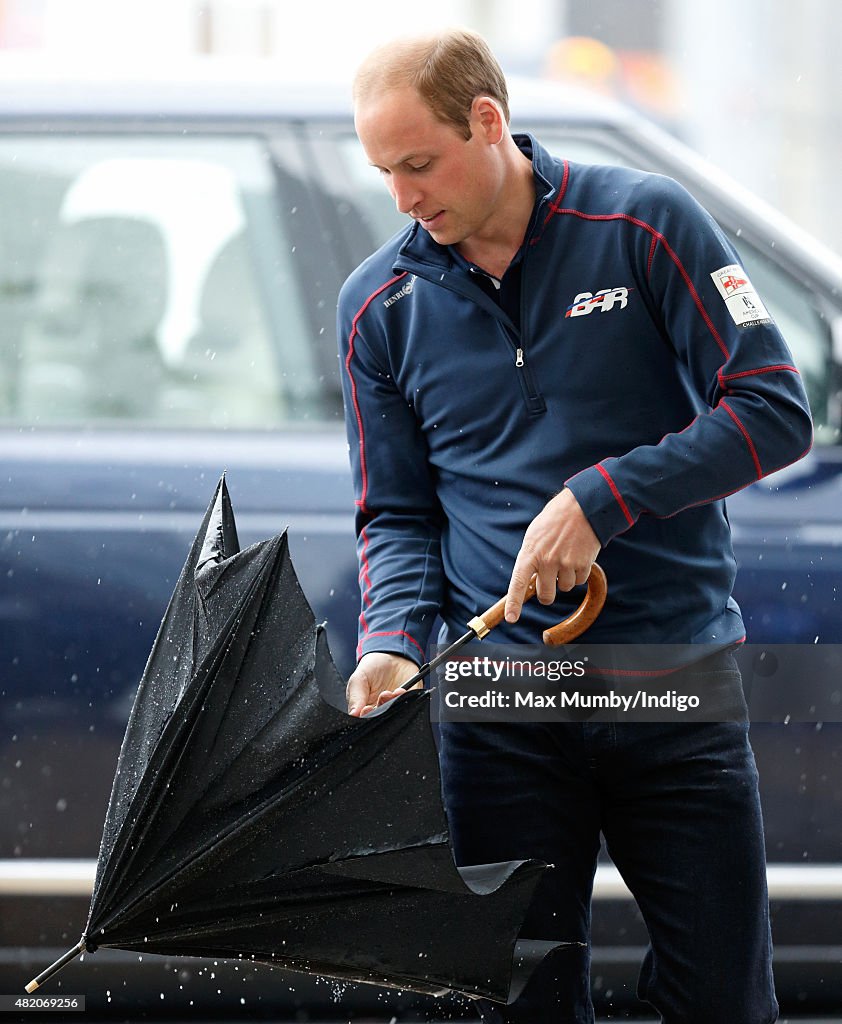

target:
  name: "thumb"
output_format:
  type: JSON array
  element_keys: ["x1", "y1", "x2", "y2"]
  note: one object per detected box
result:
[{"x1": 346, "y1": 671, "x2": 370, "y2": 716}]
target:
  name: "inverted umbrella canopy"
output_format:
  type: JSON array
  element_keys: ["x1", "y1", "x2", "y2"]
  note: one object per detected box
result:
[{"x1": 27, "y1": 478, "x2": 562, "y2": 1003}]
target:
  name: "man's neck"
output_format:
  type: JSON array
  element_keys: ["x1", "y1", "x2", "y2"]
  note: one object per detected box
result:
[{"x1": 455, "y1": 147, "x2": 536, "y2": 280}]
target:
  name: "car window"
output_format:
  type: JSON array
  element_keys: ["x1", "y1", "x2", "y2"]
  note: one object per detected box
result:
[
  {"x1": 331, "y1": 129, "x2": 833, "y2": 441},
  {"x1": 0, "y1": 134, "x2": 338, "y2": 428}
]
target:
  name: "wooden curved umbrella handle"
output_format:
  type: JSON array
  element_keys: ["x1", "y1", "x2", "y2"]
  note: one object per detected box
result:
[
  {"x1": 398, "y1": 564, "x2": 609, "y2": 693},
  {"x1": 542, "y1": 563, "x2": 607, "y2": 647},
  {"x1": 468, "y1": 563, "x2": 607, "y2": 645}
]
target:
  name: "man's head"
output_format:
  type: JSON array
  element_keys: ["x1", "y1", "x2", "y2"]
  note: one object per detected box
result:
[
  {"x1": 353, "y1": 28, "x2": 510, "y2": 141},
  {"x1": 353, "y1": 30, "x2": 530, "y2": 251}
]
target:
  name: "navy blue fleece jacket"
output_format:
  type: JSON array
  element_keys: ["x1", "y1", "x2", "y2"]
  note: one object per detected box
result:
[{"x1": 337, "y1": 135, "x2": 813, "y2": 663}]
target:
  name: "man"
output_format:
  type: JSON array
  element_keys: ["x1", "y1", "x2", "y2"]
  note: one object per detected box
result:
[{"x1": 337, "y1": 28, "x2": 812, "y2": 1023}]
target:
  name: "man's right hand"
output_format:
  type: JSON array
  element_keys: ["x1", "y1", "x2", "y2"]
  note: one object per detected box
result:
[{"x1": 346, "y1": 651, "x2": 422, "y2": 717}]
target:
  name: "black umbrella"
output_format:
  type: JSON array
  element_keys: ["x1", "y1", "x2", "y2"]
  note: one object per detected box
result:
[{"x1": 25, "y1": 478, "x2": 564, "y2": 1004}]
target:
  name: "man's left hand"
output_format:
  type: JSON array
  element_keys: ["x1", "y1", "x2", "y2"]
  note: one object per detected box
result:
[{"x1": 504, "y1": 488, "x2": 600, "y2": 623}]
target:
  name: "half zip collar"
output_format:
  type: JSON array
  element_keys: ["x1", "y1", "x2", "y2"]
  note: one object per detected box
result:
[
  {"x1": 393, "y1": 227, "x2": 547, "y2": 419},
  {"x1": 392, "y1": 134, "x2": 559, "y2": 329},
  {"x1": 393, "y1": 241, "x2": 519, "y2": 333}
]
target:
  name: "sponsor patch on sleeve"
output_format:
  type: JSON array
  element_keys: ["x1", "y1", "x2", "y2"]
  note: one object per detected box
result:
[{"x1": 710, "y1": 264, "x2": 773, "y2": 328}]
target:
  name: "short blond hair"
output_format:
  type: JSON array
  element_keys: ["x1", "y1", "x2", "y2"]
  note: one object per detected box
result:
[{"x1": 353, "y1": 28, "x2": 510, "y2": 141}]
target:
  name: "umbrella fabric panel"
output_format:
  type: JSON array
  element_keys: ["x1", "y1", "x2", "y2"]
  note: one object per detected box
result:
[
  {"x1": 98, "y1": 859, "x2": 548, "y2": 1001},
  {"x1": 87, "y1": 691, "x2": 453, "y2": 940}
]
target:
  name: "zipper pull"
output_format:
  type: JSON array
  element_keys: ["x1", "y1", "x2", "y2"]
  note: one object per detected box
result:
[{"x1": 515, "y1": 348, "x2": 525, "y2": 368}]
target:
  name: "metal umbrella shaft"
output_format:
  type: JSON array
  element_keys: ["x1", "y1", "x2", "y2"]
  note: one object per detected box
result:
[
  {"x1": 25, "y1": 939, "x2": 86, "y2": 993},
  {"x1": 398, "y1": 626, "x2": 476, "y2": 691}
]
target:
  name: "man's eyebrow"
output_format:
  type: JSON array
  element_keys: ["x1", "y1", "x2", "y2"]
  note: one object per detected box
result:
[{"x1": 368, "y1": 153, "x2": 426, "y2": 169}]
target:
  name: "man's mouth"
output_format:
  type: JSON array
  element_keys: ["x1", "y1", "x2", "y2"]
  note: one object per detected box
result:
[{"x1": 417, "y1": 211, "x2": 445, "y2": 228}]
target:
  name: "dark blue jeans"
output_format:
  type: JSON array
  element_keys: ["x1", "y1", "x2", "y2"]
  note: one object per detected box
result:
[{"x1": 438, "y1": 657, "x2": 777, "y2": 1024}]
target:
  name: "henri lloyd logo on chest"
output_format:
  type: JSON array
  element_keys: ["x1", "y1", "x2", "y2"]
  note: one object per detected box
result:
[
  {"x1": 383, "y1": 276, "x2": 416, "y2": 308},
  {"x1": 565, "y1": 287, "x2": 631, "y2": 318}
]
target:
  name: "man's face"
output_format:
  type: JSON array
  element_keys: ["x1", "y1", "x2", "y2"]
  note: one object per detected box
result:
[{"x1": 354, "y1": 86, "x2": 504, "y2": 248}]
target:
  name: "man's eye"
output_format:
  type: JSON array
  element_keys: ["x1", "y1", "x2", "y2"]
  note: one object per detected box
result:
[{"x1": 408, "y1": 162, "x2": 430, "y2": 172}]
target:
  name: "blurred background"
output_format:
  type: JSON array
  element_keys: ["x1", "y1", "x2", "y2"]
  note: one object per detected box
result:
[{"x1": 0, "y1": 0, "x2": 840, "y2": 255}]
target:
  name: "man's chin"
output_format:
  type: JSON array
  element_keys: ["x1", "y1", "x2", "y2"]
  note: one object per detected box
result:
[{"x1": 420, "y1": 221, "x2": 460, "y2": 246}]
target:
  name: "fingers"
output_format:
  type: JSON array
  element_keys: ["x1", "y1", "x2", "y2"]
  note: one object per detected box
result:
[
  {"x1": 557, "y1": 565, "x2": 587, "y2": 592},
  {"x1": 506, "y1": 565, "x2": 576, "y2": 624},
  {"x1": 345, "y1": 673, "x2": 370, "y2": 717},
  {"x1": 374, "y1": 688, "x2": 402, "y2": 708},
  {"x1": 535, "y1": 567, "x2": 560, "y2": 603},
  {"x1": 356, "y1": 682, "x2": 423, "y2": 718},
  {"x1": 346, "y1": 652, "x2": 423, "y2": 716},
  {"x1": 573, "y1": 563, "x2": 591, "y2": 587},
  {"x1": 505, "y1": 546, "x2": 578, "y2": 624},
  {"x1": 505, "y1": 490, "x2": 601, "y2": 622},
  {"x1": 504, "y1": 556, "x2": 535, "y2": 623}
]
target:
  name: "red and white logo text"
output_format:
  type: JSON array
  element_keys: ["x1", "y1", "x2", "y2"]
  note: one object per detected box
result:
[{"x1": 566, "y1": 287, "x2": 631, "y2": 317}]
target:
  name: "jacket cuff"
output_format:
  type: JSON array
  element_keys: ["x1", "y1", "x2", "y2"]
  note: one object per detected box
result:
[
  {"x1": 565, "y1": 464, "x2": 636, "y2": 546},
  {"x1": 357, "y1": 629, "x2": 425, "y2": 667}
]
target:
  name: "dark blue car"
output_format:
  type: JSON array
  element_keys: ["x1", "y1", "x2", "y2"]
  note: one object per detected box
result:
[{"x1": 1, "y1": 65, "x2": 841, "y2": 1016}]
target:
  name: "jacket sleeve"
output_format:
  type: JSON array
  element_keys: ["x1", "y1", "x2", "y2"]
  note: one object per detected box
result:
[
  {"x1": 565, "y1": 175, "x2": 814, "y2": 546},
  {"x1": 337, "y1": 273, "x2": 445, "y2": 666}
]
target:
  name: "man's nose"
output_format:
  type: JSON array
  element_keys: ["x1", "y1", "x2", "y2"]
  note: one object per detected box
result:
[{"x1": 391, "y1": 176, "x2": 422, "y2": 215}]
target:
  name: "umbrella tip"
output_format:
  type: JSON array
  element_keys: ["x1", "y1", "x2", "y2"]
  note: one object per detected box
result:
[{"x1": 23, "y1": 939, "x2": 86, "y2": 993}]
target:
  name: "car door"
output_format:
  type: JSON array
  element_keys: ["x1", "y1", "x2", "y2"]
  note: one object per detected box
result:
[{"x1": 0, "y1": 121, "x2": 360, "y2": 876}]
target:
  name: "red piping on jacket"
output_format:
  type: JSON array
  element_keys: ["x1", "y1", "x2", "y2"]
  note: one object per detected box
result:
[
  {"x1": 357, "y1": 630, "x2": 426, "y2": 662},
  {"x1": 596, "y1": 463, "x2": 635, "y2": 528},
  {"x1": 345, "y1": 272, "x2": 419, "y2": 660},
  {"x1": 719, "y1": 400, "x2": 763, "y2": 479},
  {"x1": 535, "y1": 203, "x2": 731, "y2": 361},
  {"x1": 718, "y1": 364, "x2": 800, "y2": 391},
  {"x1": 344, "y1": 272, "x2": 407, "y2": 514}
]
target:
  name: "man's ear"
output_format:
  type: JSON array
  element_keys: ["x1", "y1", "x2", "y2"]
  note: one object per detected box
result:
[{"x1": 470, "y1": 95, "x2": 506, "y2": 144}]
